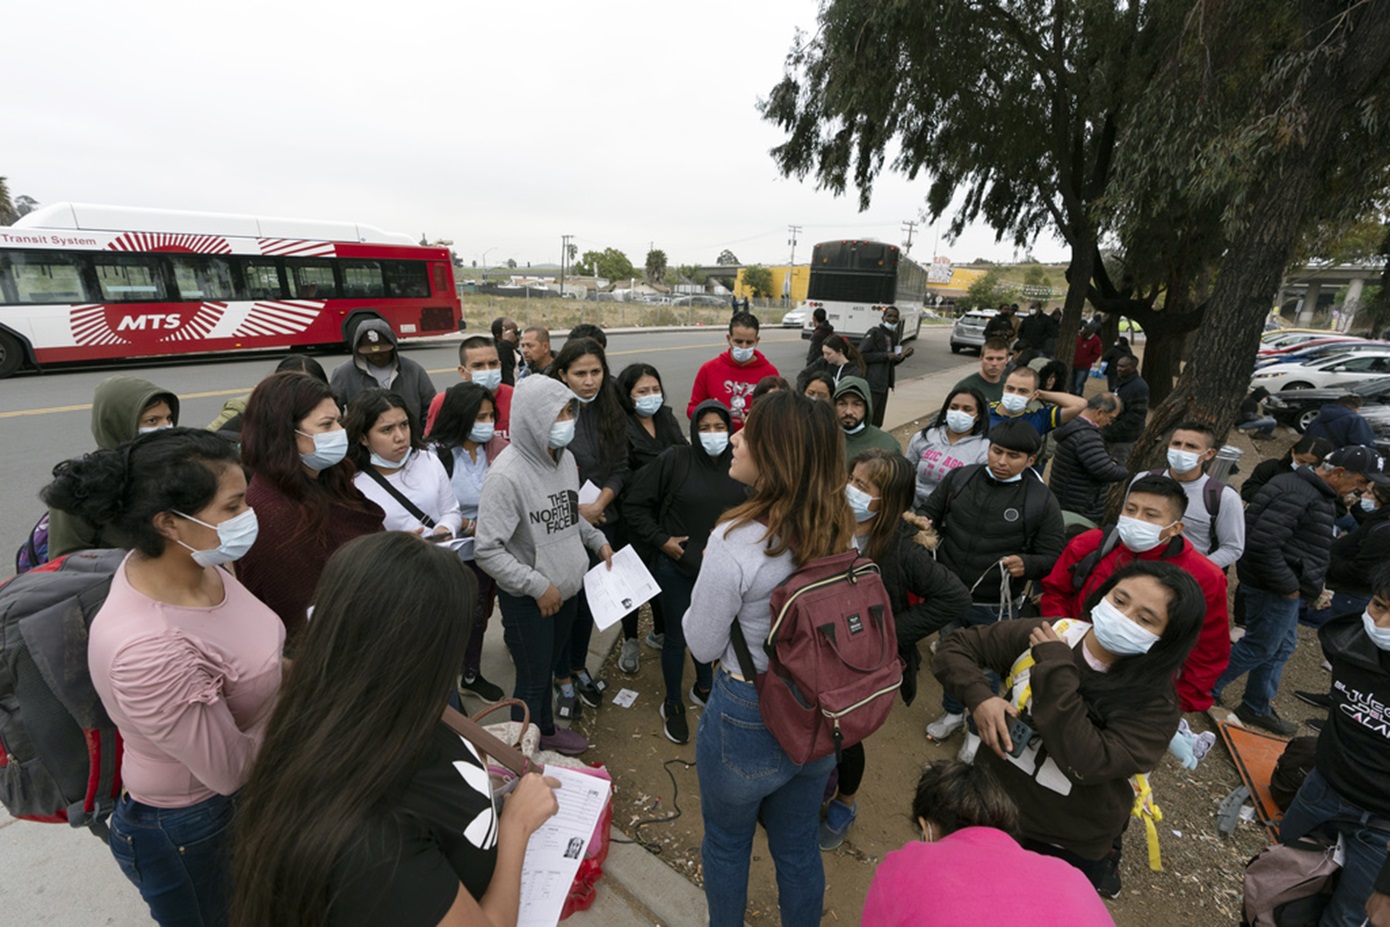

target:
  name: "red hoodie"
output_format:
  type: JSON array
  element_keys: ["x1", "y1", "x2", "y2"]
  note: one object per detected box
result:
[
  {"x1": 686, "y1": 349, "x2": 779, "y2": 430},
  {"x1": 1040, "y1": 528, "x2": 1230, "y2": 712}
]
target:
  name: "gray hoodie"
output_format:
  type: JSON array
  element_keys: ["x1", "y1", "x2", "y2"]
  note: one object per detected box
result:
[{"x1": 475, "y1": 376, "x2": 607, "y2": 599}]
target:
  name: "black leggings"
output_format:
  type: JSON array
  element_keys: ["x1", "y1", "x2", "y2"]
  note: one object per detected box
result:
[
  {"x1": 622, "y1": 593, "x2": 666, "y2": 640},
  {"x1": 836, "y1": 742, "x2": 867, "y2": 797}
]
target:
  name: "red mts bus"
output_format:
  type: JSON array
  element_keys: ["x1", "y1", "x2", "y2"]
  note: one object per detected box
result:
[{"x1": 0, "y1": 203, "x2": 463, "y2": 378}]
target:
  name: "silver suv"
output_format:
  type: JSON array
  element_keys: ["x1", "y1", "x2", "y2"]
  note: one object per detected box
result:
[{"x1": 950, "y1": 309, "x2": 998, "y2": 354}]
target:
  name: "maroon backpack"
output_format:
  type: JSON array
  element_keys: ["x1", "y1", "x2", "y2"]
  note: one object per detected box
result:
[{"x1": 731, "y1": 550, "x2": 901, "y2": 764}]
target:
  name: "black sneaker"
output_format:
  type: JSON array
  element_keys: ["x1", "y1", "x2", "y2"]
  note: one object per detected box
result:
[
  {"x1": 460, "y1": 671, "x2": 504, "y2": 703},
  {"x1": 661, "y1": 701, "x2": 689, "y2": 744},
  {"x1": 1234, "y1": 703, "x2": 1298, "y2": 737},
  {"x1": 1305, "y1": 716, "x2": 1325, "y2": 732},
  {"x1": 1095, "y1": 852, "x2": 1122, "y2": 899},
  {"x1": 573, "y1": 670, "x2": 606, "y2": 709},
  {"x1": 1294, "y1": 690, "x2": 1332, "y2": 709}
]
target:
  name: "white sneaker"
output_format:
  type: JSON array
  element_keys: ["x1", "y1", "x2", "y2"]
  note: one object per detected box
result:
[
  {"x1": 958, "y1": 731, "x2": 981, "y2": 765},
  {"x1": 925, "y1": 712, "x2": 965, "y2": 741}
]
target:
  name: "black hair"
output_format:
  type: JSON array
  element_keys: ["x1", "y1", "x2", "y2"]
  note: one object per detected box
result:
[
  {"x1": 615, "y1": 363, "x2": 666, "y2": 415},
  {"x1": 343, "y1": 389, "x2": 422, "y2": 469},
  {"x1": 729, "y1": 311, "x2": 760, "y2": 334},
  {"x1": 424, "y1": 382, "x2": 495, "y2": 448},
  {"x1": 457, "y1": 334, "x2": 496, "y2": 363},
  {"x1": 1077, "y1": 561, "x2": 1205, "y2": 713},
  {"x1": 1171, "y1": 419, "x2": 1219, "y2": 449},
  {"x1": 752, "y1": 375, "x2": 790, "y2": 405},
  {"x1": 1284, "y1": 435, "x2": 1334, "y2": 465},
  {"x1": 549, "y1": 338, "x2": 627, "y2": 463},
  {"x1": 1249, "y1": 386, "x2": 1271, "y2": 403},
  {"x1": 988, "y1": 419, "x2": 1041, "y2": 456},
  {"x1": 911, "y1": 760, "x2": 1018, "y2": 838},
  {"x1": 41, "y1": 428, "x2": 241, "y2": 558},
  {"x1": 567, "y1": 322, "x2": 607, "y2": 349},
  {"x1": 1037, "y1": 360, "x2": 1067, "y2": 393},
  {"x1": 275, "y1": 354, "x2": 328, "y2": 384},
  {"x1": 812, "y1": 307, "x2": 827, "y2": 324},
  {"x1": 1372, "y1": 563, "x2": 1390, "y2": 602},
  {"x1": 796, "y1": 368, "x2": 837, "y2": 398},
  {"x1": 822, "y1": 334, "x2": 865, "y2": 370},
  {"x1": 1125, "y1": 474, "x2": 1189, "y2": 519},
  {"x1": 928, "y1": 387, "x2": 989, "y2": 437}
]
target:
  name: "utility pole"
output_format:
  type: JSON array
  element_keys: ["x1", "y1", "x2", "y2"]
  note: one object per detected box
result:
[
  {"x1": 560, "y1": 234, "x2": 572, "y2": 306},
  {"x1": 786, "y1": 225, "x2": 801, "y2": 308},
  {"x1": 902, "y1": 220, "x2": 918, "y2": 254}
]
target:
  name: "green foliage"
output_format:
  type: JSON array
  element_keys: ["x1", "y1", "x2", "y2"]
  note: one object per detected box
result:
[
  {"x1": 645, "y1": 248, "x2": 668, "y2": 283},
  {"x1": 1022, "y1": 265, "x2": 1049, "y2": 287},
  {"x1": 742, "y1": 265, "x2": 775, "y2": 298},
  {"x1": 575, "y1": 247, "x2": 637, "y2": 281},
  {"x1": 961, "y1": 269, "x2": 1007, "y2": 310},
  {"x1": 0, "y1": 176, "x2": 16, "y2": 227},
  {"x1": 715, "y1": 249, "x2": 740, "y2": 265},
  {"x1": 674, "y1": 264, "x2": 708, "y2": 286}
]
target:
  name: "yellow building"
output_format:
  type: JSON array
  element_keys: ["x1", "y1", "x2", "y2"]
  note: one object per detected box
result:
[{"x1": 733, "y1": 264, "x2": 810, "y2": 302}]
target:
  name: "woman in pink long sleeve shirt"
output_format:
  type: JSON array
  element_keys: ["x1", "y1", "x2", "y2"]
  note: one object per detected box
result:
[{"x1": 43, "y1": 428, "x2": 283, "y2": 927}]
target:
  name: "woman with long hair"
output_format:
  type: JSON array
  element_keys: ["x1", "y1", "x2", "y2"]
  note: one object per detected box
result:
[
  {"x1": 683, "y1": 389, "x2": 855, "y2": 927},
  {"x1": 237, "y1": 372, "x2": 382, "y2": 647},
  {"x1": 231, "y1": 532, "x2": 560, "y2": 927},
  {"x1": 798, "y1": 368, "x2": 836, "y2": 403},
  {"x1": 346, "y1": 388, "x2": 461, "y2": 542},
  {"x1": 905, "y1": 386, "x2": 990, "y2": 510},
  {"x1": 819, "y1": 449, "x2": 972, "y2": 850},
  {"x1": 933, "y1": 561, "x2": 1205, "y2": 896},
  {"x1": 43, "y1": 428, "x2": 283, "y2": 927},
  {"x1": 799, "y1": 333, "x2": 864, "y2": 389},
  {"x1": 549, "y1": 338, "x2": 632, "y2": 690},
  {"x1": 427, "y1": 381, "x2": 511, "y2": 703},
  {"x1": 1240, "y1": 434, "x2": 1334, "y2": 502}
]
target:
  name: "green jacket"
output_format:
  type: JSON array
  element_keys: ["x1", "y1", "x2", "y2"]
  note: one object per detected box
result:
[{"x1": 835, "y1": 376, "x2": 901, "y2": 466}]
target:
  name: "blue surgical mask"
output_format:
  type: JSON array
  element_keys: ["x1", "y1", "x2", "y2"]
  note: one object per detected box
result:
[
  {"x1": 731, "y1": 345, "x2": 755, "y2": 364},
  {"x1": 1000, "y1": 392, "x2": 1029, "y2": 414},
  {"x1": 1362, "y1": 610, "x2": 1390, "y2": 651},
  {"x1": 472, "y1": 368, "x2": 502, "y2": 393},
  {"x1": 369, "y1": 449, "x2": 407, "y2": 470},
  {"x1": 1361, "y1": 495, "x2": 1378, "y2": 513},
  {"x1": 1089, "y1": 596, "x2": 1160, "y2": 656},
  {"x1": 1167, "y1": 448, "x2": 1202, "y2": 473},
  {"x1": 845, "y1": 484, "x2": 879, "y2": 522},
  {"x1": 548, "y1": 419, "x2": 576, "y2": 449},
  {"x1": 296, "y1": 428, "x2": 348, "y2": 471},
  {"x1": 699, "y1": 431, "x2": 729, "y2": 456},
  {"x1": 992, "y1": 469, "x2": 1024, "y2": 483},
  {"x1": 572, "y1": 390, "x2": 596, "y2": 405},
  {"x1": 174, "y1": 508, "x2": 259, "y2": 567},
  {"x1": 844, "y1": 421, "x2": 866, "y2": 436},
  {"x1": 469, "y1": 422, "x2": 496, "y2": 444},
  {"x1": 945, "y1": 410, "x2": 975, "y2": 434},
  {"x1": 634, "y1": 394, "x2": 664, "y2": 417},
  {"x1": 881, "y1": 320, "x2": 896, "y2": 331}
]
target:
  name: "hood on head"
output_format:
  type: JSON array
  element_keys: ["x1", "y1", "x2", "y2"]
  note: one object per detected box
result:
[
  {"x1": 833, "y1": 376, "x2": 874, "y2": 418},
  {"x1": 510, "y1": 375, "x2": 577, "y2": 466},
  {"x1": 91, "y1": 376, "x2": 180, "y2": 448},
  {"x1": 688, "y1": 398, "x2": 733, "y2": 445},
  {"x1": 354, "y1": 318, "x2": 399, "y2": 353}
]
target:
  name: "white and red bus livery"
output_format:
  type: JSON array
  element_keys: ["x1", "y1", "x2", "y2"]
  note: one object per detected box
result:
[{"x1": 0, "y1": 203, "x2": 463, "y2": 377}]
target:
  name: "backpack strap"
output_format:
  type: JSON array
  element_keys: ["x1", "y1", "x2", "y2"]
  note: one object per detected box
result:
[
  {"x1": 361, "y1": 463, "x2": 437, "y2": 529},
  {"x1": 433, "y1": 442, "x2": 455, "y2": 479},
  {"x1": 1071, "y1": 525, "x2": 1122, "y2": 592},
  {"x1": 940, "y1": 463, "x2": 986, "y2": 527},
  {"x1": 727, "y1": 621, "x2": 760, "y2": 681},
  {"x1": 1203, "y1": 477, "x2": 1225, "y2": 554}
]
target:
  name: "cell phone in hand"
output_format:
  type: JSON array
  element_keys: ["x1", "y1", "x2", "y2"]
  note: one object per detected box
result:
[{"x1": 1007, "y1": 716, "x2": 1035, "y2": 758}]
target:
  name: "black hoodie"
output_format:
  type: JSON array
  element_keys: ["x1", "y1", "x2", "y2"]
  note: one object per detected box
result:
[{"x1": 623, "y1": 399, "x2": 747, "y2": 578}]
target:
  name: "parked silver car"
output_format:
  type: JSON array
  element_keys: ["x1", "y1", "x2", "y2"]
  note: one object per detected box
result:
[{"x1": 950, "y1": 309, "x2": 998, "y2": 354}]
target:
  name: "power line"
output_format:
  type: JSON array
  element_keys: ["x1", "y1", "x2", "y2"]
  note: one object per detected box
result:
[{"x1": 902, "y1": 220, "x2": 918, "y2": 254}]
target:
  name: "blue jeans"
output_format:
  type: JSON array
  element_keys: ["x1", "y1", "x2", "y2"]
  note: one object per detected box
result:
[
  {"x1": 942, "y1": 604, "x2": 1006, "y2": 716},
  {"x1": 1213, "y1": 585, "x2": 1301, "y2": 716},
  {"x1": 696, "y1": 671, "x2": 836, "y2": 927},
  {"x1": 557, "y1": 523, "x2": 617, "y2": 678},
  {"x1": 1069, "y1": 367, "x2": 1090, "y2": 396},
  {"x1": 107, "y1": 792, "x2": 236, "y2": 927},
  {"x1": 1236, "y1": 416, "x2": 1277, "y2": 437},
  {"x1": 1279, "y1": 768, "x2": 1390, "y2": 927},
  {"x1": 500, "y1": 589, "x2": 578, "y2": 736},
  {"x1": 654, "y1": 556, "x2": 711, "y2": 706}
]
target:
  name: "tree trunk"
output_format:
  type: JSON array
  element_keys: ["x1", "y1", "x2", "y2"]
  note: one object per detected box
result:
[
  {"x1": 1055, "y1": 230, "x2": 1098, "y2": 378},
  {"x1": 1131, "y1": 4, "x2": 1390, "y2": 474}
]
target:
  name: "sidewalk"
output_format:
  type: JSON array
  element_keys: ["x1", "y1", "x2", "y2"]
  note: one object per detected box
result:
[{"x1": 0, "y1": 356, "x2": 978, "y2": 927}]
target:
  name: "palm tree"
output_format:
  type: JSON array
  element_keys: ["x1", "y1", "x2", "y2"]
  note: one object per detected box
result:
[{"x1": 0, "y1": 176, "x2": 18, "y2": 226}]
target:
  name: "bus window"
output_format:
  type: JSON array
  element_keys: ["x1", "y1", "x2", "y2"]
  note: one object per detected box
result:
[
  {"x1": 0, "y1": 251, "x2": 90, "y2": 304},
  {"x1": 93, "y1": 255, "x2": 168, "y2": 302},
  {"x1": 240, "y1": 260, "x2": 285, "y2": 300},
  {"x1": 288, "y1": 260, "x2": 337, "y2": 299},
  {"x1": 342, "y1": 261, "x2": 385, "y2": 298},
  {"x1": 168, "y1": 255, "x2": 236, "y2": 301},
  {"x1": 383, "y1": 260, "x2": 429, "y2": 298}
]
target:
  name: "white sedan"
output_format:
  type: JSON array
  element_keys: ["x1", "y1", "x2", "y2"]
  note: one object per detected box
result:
[
  {"x1": 780, "y1": 307, "x2": 809, "y2": 328},
  {"x1": 1252, "y1": 351, "x2": 1390, "y2": 391}
]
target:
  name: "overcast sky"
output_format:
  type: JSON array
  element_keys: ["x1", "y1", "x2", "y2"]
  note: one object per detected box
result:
[{"x1": 6, "y1": 0, "x2": 1068, "y2": 270}]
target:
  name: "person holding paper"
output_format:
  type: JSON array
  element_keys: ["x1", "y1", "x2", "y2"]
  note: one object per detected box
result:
[
  {"x1": 625, "y1": 398, "x2": 747, "y2": 745},
  {"x1": 683, "y1": 389, "x2": 854, "y2": 927},
  {"x1": 475, "y1": 376, "x2": 614, "y2": 756},
  {"x1": 231, "y1": 532, "x2": 562, "y2": 927}
]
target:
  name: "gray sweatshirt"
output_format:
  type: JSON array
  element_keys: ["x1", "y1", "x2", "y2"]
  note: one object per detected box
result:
[
  {"x1": 683, "y1": 520, "x2": 795, "y2": 674},
  {"x1": 475, "y1": 376, "x2": 606, "y2": 600}
]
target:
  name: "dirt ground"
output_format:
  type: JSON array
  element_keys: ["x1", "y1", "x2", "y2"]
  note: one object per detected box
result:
[{"x1": 575, "y1": 420, "x2": 1329, "y2": 926}]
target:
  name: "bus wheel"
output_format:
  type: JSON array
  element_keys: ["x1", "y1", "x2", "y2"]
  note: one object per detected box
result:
[{"x1": 0, "y1": 330, "x2": 25, "y2": 378}]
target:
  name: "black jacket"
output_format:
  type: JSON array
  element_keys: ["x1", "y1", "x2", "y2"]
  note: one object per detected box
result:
[
  {"x1": 1102, "y1": 374, "x2": 1150, "y2": 444},
  {"x1": 1327, "y1": 506, "x2": 1390, "y2": 596},
  {"x1": 857, "y1": 325, "x2": 900, "y2": 393},
  {"x1": 625, "y1": 407, "x2": 688, "y2": 475},
  {"x1": 1241, "y1": 456, "x2": 1290, "y2": 503},
  {"x1": 921, "y1": 465, "x2": 1066, "y2": 601},
  {"x1": 1313, "y1": 614, "x2": 1390, "y2": 816},
  {"x1": 1237, "y1": 469, "x2": 1337, "y2": 597},
  {"x1": 623, "y1": 400, "x2": 747, "y2": 578},
  {"x1": 1017, "y1": 312, "x2": 1050, "y2": 350},
  {"x1": 498, "y1": 339, "x2": 518, "y2": 386},
  {"x1": 1047, "y1": 416, "x2": 1131, "y2": 522},
  {"x1": 570, "y1": 397, "x2": 630, "y2": 527},
  {"x1": 807, "y1": 323, "x2": 834, "y2": 366}
]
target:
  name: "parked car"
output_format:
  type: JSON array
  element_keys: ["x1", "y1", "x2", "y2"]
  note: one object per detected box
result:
[
  {"x1": 950, "y1": 308, "x2": 998, "y2": 353},
  {"x1": 1255, "y1": 339, "x2": 1390, "y2": 368},
  {"x1": 1257, "y1": 334, "x2": 1362, "y2": 358},
  {"x1": 781, "y1": 307, "x2": 809, "y2": 328},
  {"x1": 1258, "y1": 329, "x2": 1348, "y2": 351},
  {"x1": 1251, "y1": 351, "x2": 1390, "y2": 392},
  {"x1": 671, "y1": 294, "x2": 728, "y2": 308},
  {"x1": 1264, "y1": 376, "x2": 1390, "y2": 432}
]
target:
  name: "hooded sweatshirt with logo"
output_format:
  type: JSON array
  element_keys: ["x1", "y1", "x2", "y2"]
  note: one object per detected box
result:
[
  {"x1": 475, "y1": 377, "x2": 607, "y2": 600},
  {"x1": 833, "y1": 376, "x2": 900, "y2": 466},
  {"x1": 686, "y1": 347, "x2": 778, "y2": 431},
  {"x1": 328, "y1": 318, "x2": 437, "y2": 422},
  {"x1": 48, "y1": 376, "x2": 181, "y2": 558}
]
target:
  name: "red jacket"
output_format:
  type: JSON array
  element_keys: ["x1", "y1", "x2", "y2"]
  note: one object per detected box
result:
[
  {"x1": 424, "y1": 382, "x2": 513, "y2": 442},
  {"x1": 1075, "y1": 333, "x2": 1103, "y2": 370},
  {"x1": 686, "y1": 350, "x2": 779, "y2": 430},
  {"x1": 1040, "y1": 528, "x2": 1230, "y2": 712}
]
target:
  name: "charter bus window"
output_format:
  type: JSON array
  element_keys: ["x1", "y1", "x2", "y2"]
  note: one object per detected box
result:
[
  {"x1": 93, "y1": 255, "x2": 168, "y2": 302},
  {"x1": 0, "y1": 251, "x2": 89, "y2": 304},
  {"x1": 342, "y1": 261, "x2": 385, "y2": 298},
  {"x1": 241, "y1": 260, "x2": 285, "y2": 300},
  {"x1": 383, "y1": 260, "x2": 429, "y2": 298},
  {"x1": 168, "y1": 256, "x2": 236, "y2": 301},
  {"x1": 289, "y1": 261, "x2": 337, "y2": 299}
]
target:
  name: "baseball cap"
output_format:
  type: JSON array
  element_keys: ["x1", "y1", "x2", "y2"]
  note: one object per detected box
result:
[
  {"x1": 356, "y1": 329, "x2": 391, "y2": 354},
  {"x1": 1325, "y1": 445, "x2": 1390, "y2": 485}
]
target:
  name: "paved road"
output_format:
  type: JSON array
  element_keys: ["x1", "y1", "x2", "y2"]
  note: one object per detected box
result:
[{"x1": 0, "y1": 325, "x2": 962, "y2": 577}]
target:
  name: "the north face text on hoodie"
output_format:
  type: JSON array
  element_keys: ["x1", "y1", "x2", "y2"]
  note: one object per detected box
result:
[{"x1": 529, "y1": 490, "x2": 579, "y2": 534}]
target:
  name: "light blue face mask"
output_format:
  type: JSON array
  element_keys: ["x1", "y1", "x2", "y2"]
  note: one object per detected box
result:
[
  {"x1": 174, "y1": 508, "x2": 259, "y2": 567},
  {"x1": 634, "y1": 394, "x2": 664, "y2": 417},
  {"x1": 844, "y1": 421, "x2": 867, "y2": 436},
  {"x1": 699, "y1": 431, "x2": 729, "y2": 456},
  {"x1": 572, "y1": 390, "x2": 597, "y2": 405},
  {"x1": 1361, "y1": 495, "x2": 1378, "y2": 513},
  {"x1": 731, "y1": 345, "x2": 755, "y2": 364},
  {"x1": 845, "y1": 484, "x2": 879, "y2": 522},
  {"x1": 472, "y1": 368, "x2": 503, "y2": 392},
  {"x1": 1000, "y1": 392, "x2": 1029, "y2": 414},
  {"x1": 1090, "y1": 596, "x2": 1160, "y2": 656},
  {"x1": 296, "y1": 428, "x2": 348, "y2": 471},
  {"x1": 469, "y1": 422, "x2": 496, "y2": 444},
  {"x1": 1362, "y1": 610, "x2": 1390, "y2": 651},
  {"x1": 945, "y1": 410, "x2": 975, "y2": 434},
  {"x1": 369, "y1": 449, "x2": 408, "y2": 470}
]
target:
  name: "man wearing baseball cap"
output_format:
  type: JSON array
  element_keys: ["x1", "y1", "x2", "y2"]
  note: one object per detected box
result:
[
  {"x1": 329, "y1": 318, "x2": 437, "y2": 421},
  {"x1": 1213, "y1": 445, "x2": 1386, "y2": 735}
]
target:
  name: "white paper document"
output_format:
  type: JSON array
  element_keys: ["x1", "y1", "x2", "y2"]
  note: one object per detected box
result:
[
  {"x1": 516, "y1": 765, "x2": 613, "y2": 927},
  {"x1": 577, "y1": 479, "x2": 601, "y2": 506},
  {"x1": 583, "y1": 544, "x2": 660, "y2": 631}
]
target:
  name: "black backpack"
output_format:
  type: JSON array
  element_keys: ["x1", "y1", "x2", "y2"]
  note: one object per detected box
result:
[{"x1": 0, "y1": 549, "x2": 125, "y2": 836}]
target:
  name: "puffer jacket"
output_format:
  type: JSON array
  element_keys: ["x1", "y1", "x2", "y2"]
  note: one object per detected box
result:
[
  {"x1": 1237, "y1": 468, "x2": 1337, "y2": 597},
  {"x1": 1326, "y1": 505, "x2": 1390, "y2": 597},
  {"x1": 1047, "y1": 416, "x2": 1131, "y2": 521}
]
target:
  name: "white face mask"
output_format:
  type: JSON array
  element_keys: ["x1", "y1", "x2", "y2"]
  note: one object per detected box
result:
[
  {"x1": 845, "y1": 484, "x2": 879, "y2": 522},
  {"x1": 469, "y1": 422, "x2": 495, "y2": 444},
  {"x1": 174, "y1": 508, "x2": 259, "y2": 567},
  {"x1": 1090, "y1": 595, "x2": 1161, "y2": 656},
  {"x1": 138, "y1": 424, "x2": 174, "y2": 435},
  {"x1": 993, "y1": 470, "x2": 1023, "y2": 483},
  {"x1": 1362, "y1": 610, "x2": 1390, "y2": 651},
  {"x1": 296, "y1": 428, "x2": 349, "y2": 471},
  {"x1": 1116, "y1": 515, "x2": 1173, "y2": 553},
  {"x1": 882, "y1": 320, "x2": 897, "y2": 331},
  {"x1": 844, "y1": 420, "x2": 867, "y2": 436},
  {"x1": 1000, "y1": 392, "x2": 1029, "y2": 414},
  {"x1": 699, "y1": 431, "x2": 729, "y2": 456},
  {"x1": 472, "y1": 368, "x2": 503, "y2": 393},
  {"x1": 1167, "y1": 448, "x2": 1202, "y2": 473},
  {"x1": 548, "y1": 419, "x2": 576, "y2": 449},
  {"x1": 945, "y1": 410, "x2": 975, "y2": 434},
  {"x1": 1361, "y1": 495, "x2": 1378, "y2": 513},
  {"x1": 731, "y1": 345, "x2": 755, "y2": 364},
  {"x1": 369, "y1": 449, "x2": 407, "y2": 470}
]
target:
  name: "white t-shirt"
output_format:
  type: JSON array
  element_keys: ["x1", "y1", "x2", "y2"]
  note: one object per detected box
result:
[{"x1": 354, "y1": 450, "x2": 463, "y2": 537}]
